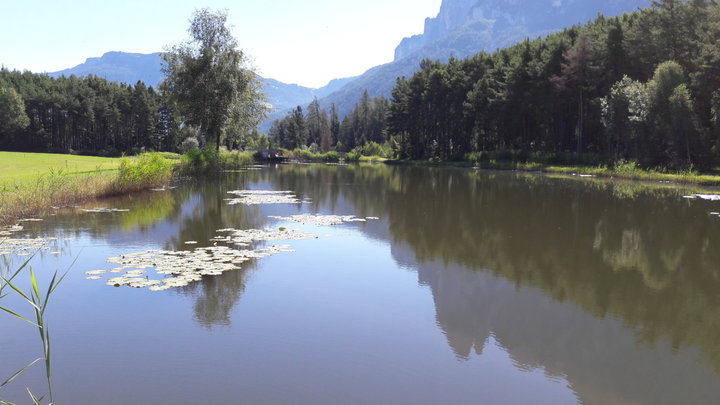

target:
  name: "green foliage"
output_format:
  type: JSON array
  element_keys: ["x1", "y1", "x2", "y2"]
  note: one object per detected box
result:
[
  {"x1": 0, "y1": 70, "x2": 176, "y2": 154},
  {"x1": 344, "y1": 152, "x2": 360, "y2": 162},
  {"x1": 179, "y1": 147, "x2": 256, "y2": 173},
  {"x1": 385, "y1": 1, "x2": 720, "y2": 170},
  {"x1": 0, "y1": 86, "x2": 29, "y2": 134},
  {"x1": 1, "y1": 258, "x2": 66, "y2": 403},
  {"x1": 288, "y1": 148, "x2": 340, "y2": 162},
  {"x1": 117, "y1": 153, "x2": 173, "y2": 189},
  {"x1": 269, "y1": 92, "x2": 388, "y2": 154},
  {"x1": 161, "y1": 8, "x2": 266, "y2": 152},
  {"x1": 351, "y1": 141, "x2": 392, "y2": 158}
]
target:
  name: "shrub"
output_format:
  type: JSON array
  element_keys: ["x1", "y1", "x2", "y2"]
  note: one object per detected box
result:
[{"x1": 116, "y1": 153, "x2": 173, "y2": 190}]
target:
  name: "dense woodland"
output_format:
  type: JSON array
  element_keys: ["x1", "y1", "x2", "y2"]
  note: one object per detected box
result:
[
  {"x1": 269, "y1": 92, "x2": 388, "y2": 154},
  {"x1": 273, "y1": 0, "x2": 720, "y2": 169},
  {"x1": 0, "y1": 71, "x2": 179, "y2": 155},
  {"x1": 387, "y1": 0, "x2": 720, "y2": 169}
]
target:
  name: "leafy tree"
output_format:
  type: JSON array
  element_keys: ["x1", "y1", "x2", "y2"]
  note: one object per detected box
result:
[
  {"x1": 0, "y1": 86, "x2": 30, "y2": 135},
  {"x1": 161, "y1": 8, "x2": 264, "y2": 151}
]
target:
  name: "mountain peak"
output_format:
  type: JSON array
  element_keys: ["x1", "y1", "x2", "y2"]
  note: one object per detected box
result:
[{"x1": 395, "y1": 0, "x2": 649, "y2": 61}]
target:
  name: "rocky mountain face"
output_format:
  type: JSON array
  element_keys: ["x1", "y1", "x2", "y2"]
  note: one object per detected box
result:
[
  {"x1": 394, "y1": 0, "x2": 649, "y2": 60},
  {"x1": 50, "y1": 0, "x2": 652, "y2": 131},
  {"x1": 49, "y1": 51, "x2": 166, "y2": 88},
  {"x1": 313, "y1": 0, "x2": 650, "y2": 122}
]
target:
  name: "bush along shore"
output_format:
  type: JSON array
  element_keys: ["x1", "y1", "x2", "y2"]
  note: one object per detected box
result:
[{"x1": 0, "y1": 152, "x2": 174, "y2": 225}]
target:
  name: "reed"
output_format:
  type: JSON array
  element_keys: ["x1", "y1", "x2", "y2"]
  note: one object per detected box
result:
[
  {"x1": 0, "y1": 256, "x2": 66, "y2": 404},
  {"x1": 0, "y1": 153, "x2": 174, "y2": 225}
]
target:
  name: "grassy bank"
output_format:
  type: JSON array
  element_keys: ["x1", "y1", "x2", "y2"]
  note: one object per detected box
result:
[
  {"x1": 0, "y1": 152, "x2": 121, "y2": 185},
  {"x1": 0, "y1": 152, "x2": 173, "y2": 225}
]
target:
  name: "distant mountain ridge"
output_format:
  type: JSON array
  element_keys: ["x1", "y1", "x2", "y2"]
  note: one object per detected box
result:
[
  {"x1": 312, "y1": 0, "x2": 651, "y2": 122},
  {"x1": 49, "y1": 51, "x2": 165, "y2": 88},
  {"x1": 50, "y1": 0, "x2": 652, "y2": 132},
  {"x1": 48, "y1": 51, "x2": 355, "y2": 117}
]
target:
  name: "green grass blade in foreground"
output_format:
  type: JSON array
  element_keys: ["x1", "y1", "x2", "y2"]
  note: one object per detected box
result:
[
  {"x1": 0, "y1": 304, "x2": 40, "y2": 327},
  {"x1": 0, "y1": 257, "x2": 33, "y2": 297},
  {"x1": 0, "y1": 358, "x2": 42, "y2": 389}
]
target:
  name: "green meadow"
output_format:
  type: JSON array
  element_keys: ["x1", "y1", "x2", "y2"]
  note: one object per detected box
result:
[{"x1": 0, "y1": 152, "x2": 121, "y2": 187}]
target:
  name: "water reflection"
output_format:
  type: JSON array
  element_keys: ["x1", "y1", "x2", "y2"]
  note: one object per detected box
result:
[
  {"x1": 5, "y1": 164, "x2": 720, "y2": 404},
  {"x1": 251, "y1": 164, "x2": 720, "y2": 403}
]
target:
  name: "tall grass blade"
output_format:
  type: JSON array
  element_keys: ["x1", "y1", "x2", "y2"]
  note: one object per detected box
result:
[
  {"x1": 25, "y1": 388, "x2": 42, "y2": 405},
  {"x1": 0, "y1": 358, "x2": 41, "y2": 389},
  {"x1": 0, "y1": 305, "x2": 39, "y2": 327},
  {"x1": 0, "y1": 277, "x2": 40, "y2": 312}
]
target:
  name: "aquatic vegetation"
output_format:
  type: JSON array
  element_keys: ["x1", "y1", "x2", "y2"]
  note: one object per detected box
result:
[
  {"x1": 87, "y1": 226, "x2": 316, "y2": 291},
  {"x1": 683, "y1": 194, "x2": 720, "y2": 201},
  {"x1": 0, "y1": 237, "x2": 55, "y2": 256},
  {"x1": 212, "y1": 227, "x2": 317, "y2": 246},
  {"x1": 1, "y1": 258, "x2": 66, "y2": 404},
  {"x1": 225, "y1": 190, "x2": 308, "y2": 205},
  {"x1": 0, "y1": 225, "x2": 23, "y2": 237},
  {"x1": 80, "y1": 208, "x2": 130, "y2": 213},
  {"x1": 269, "y1": 214, "x2": 375, "y2": 226},
  {"x1": 95, "y1": 244, "x2": 296, "y2": 291}
]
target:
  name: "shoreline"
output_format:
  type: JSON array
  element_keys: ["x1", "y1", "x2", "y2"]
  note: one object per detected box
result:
[
  {"x1": 0, "y1": 153, "x2": 174, "y2": 226},
  {"x1": 382, "y1": 159, "x2": 720, "y2": 188}
]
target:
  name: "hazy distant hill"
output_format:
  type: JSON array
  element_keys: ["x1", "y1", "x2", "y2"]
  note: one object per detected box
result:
[
  {"x1": 50, "y1": 0, "x2": 651, "y2": 132},
  {"x1": 48, "y1": 51, "x2": 354, "y2": 120},
  {"x1": 314, "y1": 0, "x2": 651, "y2": 119},
  {"x1": 49, "y1": 51, "x2": 165, "y2": 88}
]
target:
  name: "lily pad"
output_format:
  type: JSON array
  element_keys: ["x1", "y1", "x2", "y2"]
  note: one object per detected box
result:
[
  {"x1": 225, "y1": 190, "x2": 307, "y2": 205},
  {"x1": 269, "y1": 214, "x2": 367, "y2": 226}
]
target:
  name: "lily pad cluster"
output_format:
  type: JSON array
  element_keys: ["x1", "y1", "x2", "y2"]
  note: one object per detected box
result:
[
  {"x1": 211, "y1": 227, "x2": 318, "y2": 246},
  {"x1": 0, "y1": 236, "x2": 56, "y2": 256},
  {"x1": 91, "y1": 244, "x2": 295, "y2": 291},
  {"x1": 80, "y1": 208, "x2": 130, "y2": 213},
  {"x1": 268, "y1": 214, "x2": 375, "y2": 226},
  {"x1": 225, "y1": 190, "x2": 309, "y2": 205},
  {"x1": 0, "y1": 224, "x2": 23, "y2": 237},
  {"x1": 683, "y1": 194, "x2": 720, "y2": 201}
]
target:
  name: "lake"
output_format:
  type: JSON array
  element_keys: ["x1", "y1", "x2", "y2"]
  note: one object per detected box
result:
[{"x1": 2, "y1": 164, "x2": 720, "y2": 404}]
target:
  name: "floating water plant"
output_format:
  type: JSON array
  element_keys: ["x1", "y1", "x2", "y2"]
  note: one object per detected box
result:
[
  {"x1": 683, "y1": 194, "x2": 720, "y2": 201},
  {"x1": 94, "y1": 244, "x2": 297, "y2": 291},
  {"x1": 225, "y1": 190, "x2": 308, "y2": 205},
  {"x1": 268, "y1": 214, "x2": 371, "y2": 226},
  {"x1": 80, "y1": 208, "x2": 130, "y2": 213},
  {"x1": 0, "y1": 237, "x2": 55, "y2": 256},
  {"x1": 212, "y1": 227, "x2": 317, "y2": 246},
  {"x1": 0, "y1": 225, "x2": 23, "y2": 236}
]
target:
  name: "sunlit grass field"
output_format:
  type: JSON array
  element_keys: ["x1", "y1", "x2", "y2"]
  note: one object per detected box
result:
[
  {"x1": 0, "y1": 151, "x2": 121, "y2": 186},
  {"x1": 0, "y1": 152, "x2": 174, "y2": 224}
]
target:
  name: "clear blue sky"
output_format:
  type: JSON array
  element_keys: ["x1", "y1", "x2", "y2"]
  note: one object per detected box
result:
[{"x1": 0, "y1": 0, "x2": 440, "y2": 88}]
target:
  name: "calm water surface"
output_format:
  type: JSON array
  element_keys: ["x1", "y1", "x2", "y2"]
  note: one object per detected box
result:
[{"x1": 2, "y1": 164, "x2": 720, "y2": 404}]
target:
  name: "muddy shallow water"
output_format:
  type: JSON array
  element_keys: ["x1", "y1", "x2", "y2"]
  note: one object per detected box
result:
[{"x1": 2, "y1": 164, "x2": 720, "y2": 404}]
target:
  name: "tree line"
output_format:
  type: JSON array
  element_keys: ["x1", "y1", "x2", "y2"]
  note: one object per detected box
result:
[
  {"x1": 0, "y1": 71, "x2": 177, "y2": 155},
  {"x1": 269, "y1": 91, "x2": 390, "y2": 154},
  {"x1": 0, "y1": 9, "x2": 266, "y2": 157},
  {"x1": 388, "y1": 0, "x2": 720, "y2": 168},
  {"x1": 271, "y1": 0, "x2": 720, "y2": 169}
]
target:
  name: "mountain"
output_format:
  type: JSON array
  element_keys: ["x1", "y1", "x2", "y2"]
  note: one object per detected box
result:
[
  {"x1": 313, "y1": 0, "x2": 651, "y2": 119},
  {"x1": 48, "y1": 51, "x2": 354, "y2": 129},
  {"x1": 49, "y1": 0, "x2": 652, "y2": 132},
  {"x1": 49, "y1": 51, "x2": 165, "y2": 88}
]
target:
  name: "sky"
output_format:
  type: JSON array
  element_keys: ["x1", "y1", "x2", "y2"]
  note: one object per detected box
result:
[{"x1": 1, "y1": 0, "x2": 441, "y2": 88}]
